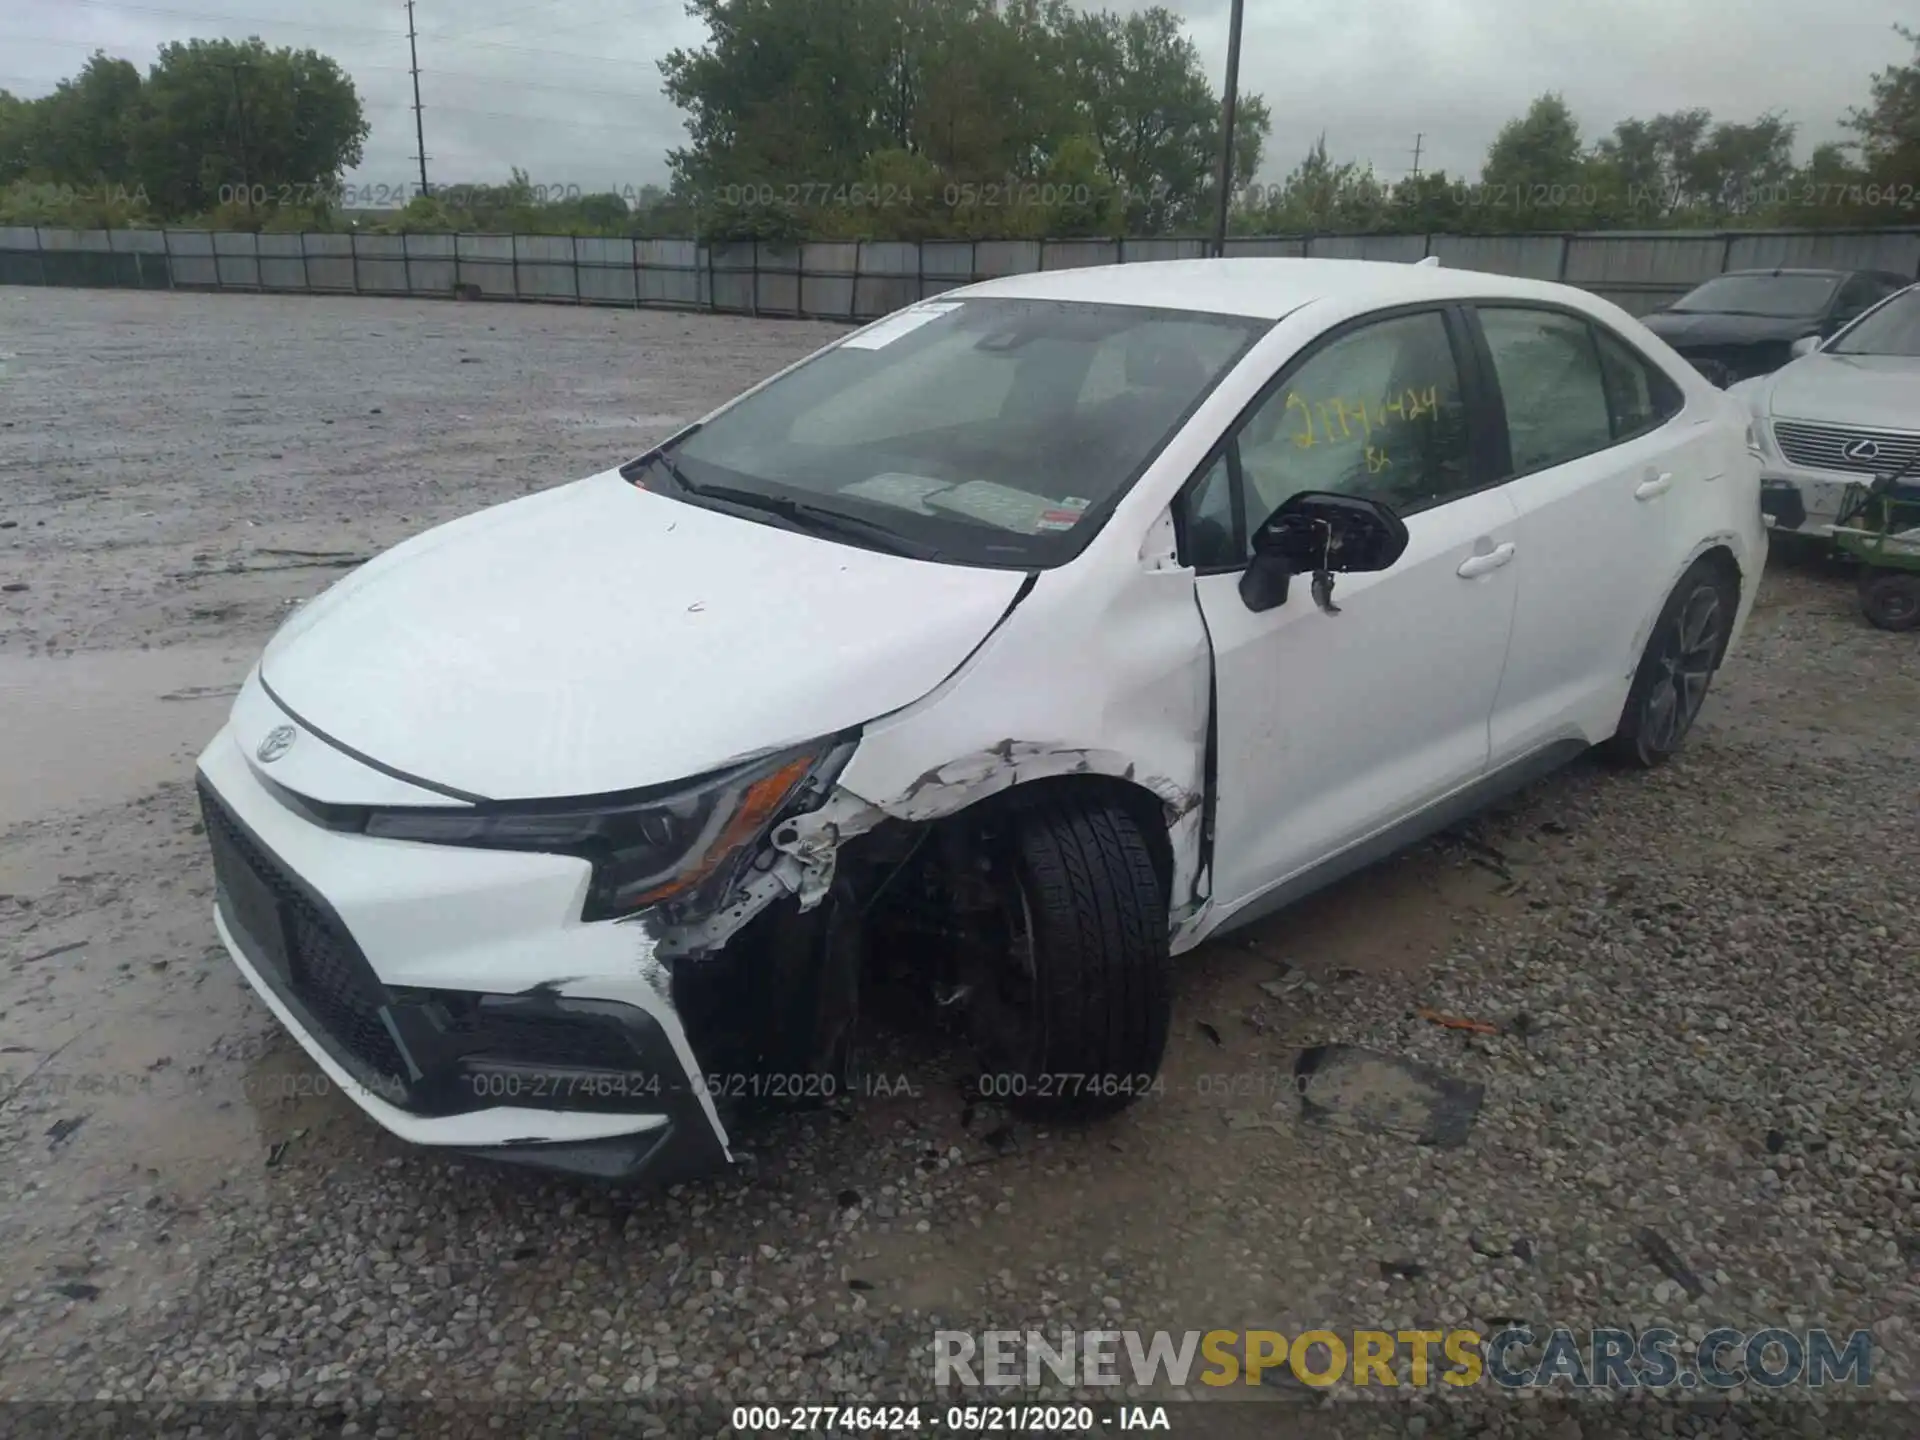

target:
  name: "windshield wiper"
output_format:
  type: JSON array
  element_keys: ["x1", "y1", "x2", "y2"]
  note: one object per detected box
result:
[
  {"x1": 678, "y1": 479, "x2": 943, "y2": 561},
  {"x1": 635, "y1": 447, "x2": 695, "y2": 491}
]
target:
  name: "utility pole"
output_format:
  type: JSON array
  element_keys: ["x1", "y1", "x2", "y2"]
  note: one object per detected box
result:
[
  {"x1": 220, "y1": 60, "x2": 251, "y2": 209},
  {"x1": 1409, "y1": 133, "x2": 1424, "y2": 184},
  {"x1": 406, "y1": 0, "x2": 431, "y2": 198},
  {"x1": 1211, "y1": 0, "x2": 1245, "y2": 257}
]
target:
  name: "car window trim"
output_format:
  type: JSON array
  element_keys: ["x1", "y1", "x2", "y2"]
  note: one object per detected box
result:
[
  {"x1": 1825, "y1": 282, "x2": 1917, "y2": 354},
  {"x1": 1172, "y1": 300, "x2": 1495, "y2": 574},
  {"x1": 1168, "y1": 443, "x2": 1245, "y2": 575},
  {"x1": 1465, "y1": 299, "x2": 1683, "y2": 482}
]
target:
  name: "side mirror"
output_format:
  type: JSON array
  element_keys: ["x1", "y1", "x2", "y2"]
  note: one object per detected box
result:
[
  {"x1": 1790, "y1": 334, "x2": 1823, "y2": 358},
  {"x1": 1238, "y1": 491, "x2": 1410, "y2": 615}
]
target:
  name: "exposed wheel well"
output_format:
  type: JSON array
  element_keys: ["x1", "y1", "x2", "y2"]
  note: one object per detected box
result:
[{"x1": 830, "y1": 771, "x2": 1180, "y2": 919}]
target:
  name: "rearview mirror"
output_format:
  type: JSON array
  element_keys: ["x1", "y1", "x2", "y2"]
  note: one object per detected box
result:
[
  {"x1": 1239, "y1": 491, "x2": 1410, "y2": 614},
  {"x1": 1791, "y1": 334, "x2": 1823, "y2": 358}
]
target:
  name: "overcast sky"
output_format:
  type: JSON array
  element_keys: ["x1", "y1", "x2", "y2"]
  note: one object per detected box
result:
[{"x1": 2, "y1": 0, "x2": 1908, "y2": 195}]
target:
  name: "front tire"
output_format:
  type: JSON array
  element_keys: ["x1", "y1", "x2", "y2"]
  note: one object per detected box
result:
[
  {"x1": 1606, "y1": 558, "x2": 1737, "y2": 767},
  {"x1": 977, "y1": 796, "x2": 1172, "y2": 1120},
  {"x1": 1859, "y1": 568, "x2": 1920, "y2": 631}
]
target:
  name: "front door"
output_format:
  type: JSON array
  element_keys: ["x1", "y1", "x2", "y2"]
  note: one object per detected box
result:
[{"x1": 1184, "y1": 306, "x2": 1521, "y2": 923}]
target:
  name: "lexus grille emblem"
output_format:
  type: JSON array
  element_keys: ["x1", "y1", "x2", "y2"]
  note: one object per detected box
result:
[
  {"x1": 256, "y1": 725, "x2": 297, "y2": 764},
  {"x1": 1841, "y1": 438, "x2": 1881, "y2": 463}
]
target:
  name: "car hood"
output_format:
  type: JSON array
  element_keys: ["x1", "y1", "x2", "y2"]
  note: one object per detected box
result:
[
  {"x1": 258, "y1": 469, "x2": 1028, "y2": 800},
  {"x1": 1639, "y1": 310, "x2": 1815, "y2": 346},
  {"x1": 1757, "y1": 352, "x2": 1920, "y2": 428}
]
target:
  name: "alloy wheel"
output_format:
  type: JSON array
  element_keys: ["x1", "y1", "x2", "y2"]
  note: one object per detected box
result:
[{"x1": 1640, "y1": 583, "x2": 1722, "y2": 753}]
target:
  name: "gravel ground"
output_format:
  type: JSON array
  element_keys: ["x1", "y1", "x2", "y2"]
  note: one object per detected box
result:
[{"x1": 1, "y1": 287, "x2": 1916, "y2": 1437}]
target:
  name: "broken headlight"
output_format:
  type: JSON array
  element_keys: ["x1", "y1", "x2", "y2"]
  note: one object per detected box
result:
[{"x1": 363, "y1": 741, "x2": 850, "y2": 921}]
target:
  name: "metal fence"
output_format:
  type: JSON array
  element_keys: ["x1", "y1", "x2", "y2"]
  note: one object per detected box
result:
[{"x1": 4, "y1": 225, "x2": 1918, "y2": 319}]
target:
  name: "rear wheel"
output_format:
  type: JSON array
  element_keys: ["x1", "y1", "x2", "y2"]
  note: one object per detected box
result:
[
  {"x1": 970, "y1": 796, "x2": 1171, "y2": 1120},
  {"x1": 1606, "y1": 558, "x2": 1737, "y2": 767},
  {"x1": 1859, "y1": 568, "x2": 1920, "y2": 631}
]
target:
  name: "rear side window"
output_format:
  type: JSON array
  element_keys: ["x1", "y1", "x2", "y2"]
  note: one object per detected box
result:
[
  {"x1": 1836, "y1": 274, "x2": 1888, "y2": 316},
  {"x1": 1593, "y1": 327, "x2": 1681, "y2": 439},
  {"x1": 1478, "y1": 307, "x2": 1613, "y2": 475}
]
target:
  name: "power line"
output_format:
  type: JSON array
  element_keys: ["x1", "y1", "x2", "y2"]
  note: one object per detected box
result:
[
  {"x1": 1, "y1": 36, "x2": 664, "y2": 100},
  {"x1": 50, "y1": 0, "x2": 675, "y2": 68},
  {"x1": 361, "y1": 97, "x2": 664, "y2": 132},
  {"x1": 433, "y1": 0, "x2": 649, "y2": 43},
  {"x1": 57, "y1": 2, "x2": 405, "y2": 40},
  {"x1": 423, "y1": 69, "x2": 661, "y2": 101},
  {"x1": 411, "y1": 25, "x2": 676, "y2": 62},
  {"x1": 433, "y1": 0, "x2": 569, "y2": 41}
]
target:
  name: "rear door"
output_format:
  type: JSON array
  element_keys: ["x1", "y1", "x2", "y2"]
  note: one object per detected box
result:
[{"x1": 1469, "y1": 304, "x2": 1706, "y2": 762}]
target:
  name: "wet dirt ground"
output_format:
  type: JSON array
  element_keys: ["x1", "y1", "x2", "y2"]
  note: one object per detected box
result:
[{"x1": 2, "y1": 288, "x2": 1916, "y2": 1430}]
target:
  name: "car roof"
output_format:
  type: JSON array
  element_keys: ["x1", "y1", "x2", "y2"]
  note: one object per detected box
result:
[{"x1": 951, "y1": 257, "x2": 1606, "y2": 321}]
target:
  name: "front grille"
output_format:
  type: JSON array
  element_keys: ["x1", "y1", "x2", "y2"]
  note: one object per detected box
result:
[
  {"x1": 199, "y1": 783, "x2": 411, "y2": 1092},
  {"x1": 443, "y1": 1005, "x2": 642, "y2": 1071},
  {"x1": 1773, "y1": 421, "x2": 1920, "y2": 476}
]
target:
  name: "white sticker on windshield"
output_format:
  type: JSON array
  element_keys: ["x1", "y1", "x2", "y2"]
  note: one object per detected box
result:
[{"x1": 840, "y1": 302, "x2": 963, "y2": 350}]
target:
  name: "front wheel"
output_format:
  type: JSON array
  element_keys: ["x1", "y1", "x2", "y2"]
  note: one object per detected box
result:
[
  {"x1": 1859, "y1": 568, "x2": 1920, "y2": 631},
  {"x1": 1605, "y1": 558, "x2": 1737, "y2": 767},
  {"x1": 971, "y1": 796, "x2": 1172, "y2": 1120}
]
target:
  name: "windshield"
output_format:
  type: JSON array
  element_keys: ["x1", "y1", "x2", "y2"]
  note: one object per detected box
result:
[
  {"x1": 1829, "y1": 287, "x2": 1920, "y2": 356},
  {"x1": 650, "y1": 297, "x2": 1268, "y2": 567},
  {"x1": 1670, "y1": 273, "x2": 1838, "y2": 318}
]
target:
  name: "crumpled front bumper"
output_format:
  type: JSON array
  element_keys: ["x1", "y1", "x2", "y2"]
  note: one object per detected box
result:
[{"x1": 195, "y1": 720, "x2": 732, "y2": 1182}]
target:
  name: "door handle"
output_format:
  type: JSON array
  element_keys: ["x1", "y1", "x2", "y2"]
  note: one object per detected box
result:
[
  {"x1": 1456, "y1": 542, "x2": 1515, "y2": 578},
  {"x1": 1635, "y1": 471, "x2": 1675, "y2": 501}
]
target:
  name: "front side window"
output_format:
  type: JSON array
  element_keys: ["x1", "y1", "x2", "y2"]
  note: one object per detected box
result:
[
  {"x1": 1478, "y1": 307, "x2": 1613, "y2": 474},
  {"x1": 653, "y1": 297, "x2": 1268, "y2": 568},
  {"x1": 1829, "y1": 287, "x2": 1920, "y2": 357},
  {"x1": 1234, "y1": 310, "x2": 1473, "y2": 522}
]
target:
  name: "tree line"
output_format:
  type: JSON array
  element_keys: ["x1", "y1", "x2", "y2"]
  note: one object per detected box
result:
[{"x1": 2, "y1": 11, "x2": 1915, "y2": 239}]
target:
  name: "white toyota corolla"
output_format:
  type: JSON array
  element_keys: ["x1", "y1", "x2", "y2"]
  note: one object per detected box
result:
[{"x1": 196, "y1": 258, "x2": 1767, "y2": 1181}]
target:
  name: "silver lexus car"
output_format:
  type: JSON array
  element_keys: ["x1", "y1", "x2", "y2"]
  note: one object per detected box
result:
[{"x1": 1731, "y1": 281, "x2": 1920, "y2": 537}]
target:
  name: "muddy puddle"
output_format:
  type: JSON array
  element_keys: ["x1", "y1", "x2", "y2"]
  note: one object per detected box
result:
[
  {"x1": 0, "y1": 645, "x2": 355, "y2": 1329},
  {"x1": 0, "y1": 647, "x2": 255, "y2": 822}
]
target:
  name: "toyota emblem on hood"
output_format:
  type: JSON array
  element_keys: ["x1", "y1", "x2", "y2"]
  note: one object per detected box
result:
[
  {"x1": 256, "y1": 725, "x2": 297, "y2": 763},
  {"x1": 1842, "y1": 438, "x2": 1881, "y2": 463}
]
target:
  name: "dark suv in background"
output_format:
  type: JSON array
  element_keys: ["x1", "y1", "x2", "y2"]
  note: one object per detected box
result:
[{"x1": 1640, "y1": 267, "x2": 1912, "y2": 387}]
